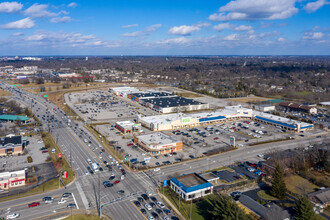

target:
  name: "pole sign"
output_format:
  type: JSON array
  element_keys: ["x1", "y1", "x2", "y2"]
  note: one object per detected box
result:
[
  {"x1": 230, "y1": 136, "x2": 235, "y2": 146},
  {"x1": 163, "y1": 180, "x2": 167, "y2": 187},
  {"x1": 58, "y1": 153, "x2": 62, "y2": 159}
]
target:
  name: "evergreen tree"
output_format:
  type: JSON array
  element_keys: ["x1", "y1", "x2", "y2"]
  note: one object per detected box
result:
[
  {"x1": 206, "y1": 194, "x2": 251, "y2": 220},
  {"x1": 294, "y1": 197, "x2": 315, "y2": 220},
  {"x1": 270, "y1": 164, "x2": 287, "y2": 199}
]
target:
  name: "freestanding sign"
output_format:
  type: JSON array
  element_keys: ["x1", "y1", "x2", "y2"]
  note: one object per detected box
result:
[
  {"x1": 58, "y1": 153, "x2": 62, "y2": 159},
  {"x1": 62, "y1": 171, "x2": 68, "y2": 178},
  {"x1": 163, "y1": 180, "x2": 167, "y2": 187},
  {"x1": 230, "y1": 136, "x2": 235, "y2": 146}
]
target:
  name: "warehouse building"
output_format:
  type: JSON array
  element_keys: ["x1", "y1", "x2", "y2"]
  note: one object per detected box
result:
[
  {"x1": 170, "y1": 173, "x2": 213, "y2": 201},
  {"x1": 115, "y1": 121, "x2": 141, "y2": 134},
  {"x1": 0, "y1": 170, "x2": 26, "y2": 190},
  {"x1": 127, "y1": 91, "x2": 174, "y2": 102},
  {"x1": 134, "y1": 132, "x2": 183, "y2": 155},
  {"x1": 140, "y1": 96, "x2": 209, "y2": 113},
  {"x1": 0, "y1": 135, "x2": 27, "y2": 156},
  {"x1": 138, "y1": 106, "x2": 313, "y2": 132}
]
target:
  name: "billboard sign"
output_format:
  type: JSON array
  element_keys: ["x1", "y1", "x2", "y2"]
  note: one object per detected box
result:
[{"x1": 182, "y1": 118, "x2": 191, "y2": 123}]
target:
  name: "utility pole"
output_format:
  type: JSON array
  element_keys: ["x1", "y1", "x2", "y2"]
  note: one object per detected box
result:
[
  {"x1": 190, "y1": 199, "x2": 193, "y2": 220},
  {"x1": 98, "y1": 172, "x2": 101, "y2": 217},
  {"x1": 178, "y1": 186, "x2": 182, "y2": 210}
]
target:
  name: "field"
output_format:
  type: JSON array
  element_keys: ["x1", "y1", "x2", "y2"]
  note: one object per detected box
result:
[
  {"x1": 174, "y1": 92, "x2": 203, "y2": 98},
  {"x1": 227, "y1": 96, "x2": 270, "y2": 103},
  {"x1": 285, "y1": 175, "x2": 319, "y2": 195},
  {"x1": 0, "y1": 88, "x2": 11, "y2": 96},
  {"x1": 63, "y1": 213, "x2": 105, "y2": 220}
]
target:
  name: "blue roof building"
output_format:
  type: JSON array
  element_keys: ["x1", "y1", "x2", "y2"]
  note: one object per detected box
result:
[{"x1": 170, "y1": 173, "x2": 213, "y2": 201}]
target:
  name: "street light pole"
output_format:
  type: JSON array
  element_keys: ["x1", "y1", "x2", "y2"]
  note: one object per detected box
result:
[{"x1": 178, "y1": 186, "x2": 182, "y2": 210}]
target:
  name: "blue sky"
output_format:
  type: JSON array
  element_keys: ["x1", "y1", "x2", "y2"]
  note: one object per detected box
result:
[{"x1": 0, "y1": 0, "x2": 329, "y2": 55}]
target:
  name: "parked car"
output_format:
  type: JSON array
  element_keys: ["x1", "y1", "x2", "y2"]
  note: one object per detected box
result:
[{"x1": 134, "y1": 201, "x2": 141, "y2": 207}]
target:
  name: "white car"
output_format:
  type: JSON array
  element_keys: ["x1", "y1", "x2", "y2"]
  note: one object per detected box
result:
[
  {"x1": 85, "y1": 171, "x2": 89, "y2": 175},
  {"x1": 6, "y1": 213, "x2": 20, "y2": 219},
  {"x1": 145, "y1": 203, "x2": 152, "y2": 210},
  {"x1": 257, "y1": 154, "x2": 264, "y2": 158},
  {"x1": 147, "y1": 216, "x2": 155, "y2": 220},
  {"x1": 58, "y1": 199, "x2": 67, "y2": 204},
  {"x1": 157, "y1": 201, "x2": 165, "y2": 209},
  {"x1": 146, "y1": 190, "x2": 152, "y2": 196}
]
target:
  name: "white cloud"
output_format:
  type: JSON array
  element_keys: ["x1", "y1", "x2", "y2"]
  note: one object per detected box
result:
[
  {"x1": 68, "y1": 2, "x2": 78, "y2": 8},
  {"x1": 302, "y1": 32, "x2": 324, "y2": 40},
  {"x1": 213, "y1": 23, "x2": 231, "y2": 31},
  {"x1": 122, "y1": 24, "x2": 162, "y2": 37},
  {"x1": 209, "y1": 0, "x2": 298, "y2": 21},
  {"x1": 260, "y1": 22, "x2": 273, "y2": 28},
  {"x1": 224, "y1": 34, "x2": 239, "y2": 40},
  {"x1": 0, "y1": 1, "x2": 23, "y2": 13},
  {"x1": 168, "y1": 22, "x2": 210, "y2": 36},
  {"x1": 304, "y1": 0, "x2": 329, "y2": 13},
  {"x1": 213, "y1": 23, "x2": 253, "y2": 32},
  {"x1": 277, "y1": 37, "x2": 286, "y2": 42},
  {"x1": 233, "y1": 25, "x2": 253, "y2": 31},
  {"x1": 122, "y1": 24, "x2": 139, "y2": 28},
  {"x1": 122, "y1": 31, "x2": 142, "y2": 37},
  {"x1": 50, "y1": 16, "x2": 72, "y2": 23},
  {"x1": 24, "y1": 3, "x2": 57, "y2": 18},
  {"x1": 12, "y1": 32, "x2": 24, "y2": 36},
  {"x1": 1, "y1": 17, "x2": 35, "y2": 29},
  {"x1": 156, "y1": 37, "x2": 191, "y2": 44}
]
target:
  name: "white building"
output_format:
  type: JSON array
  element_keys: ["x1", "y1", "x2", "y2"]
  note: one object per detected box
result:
[
  {"x1": 0, "y1": 170, "x2": 26, "y2": 190},
  {"x1": 134, "y1": 132, "x2": 183, "y2": 155},
  {"x1": 170, "y1": 173, "x2": 213, "y2": 201},
  {"x1": 138, "y1": 105, "x2": 313, "y2": 132}
]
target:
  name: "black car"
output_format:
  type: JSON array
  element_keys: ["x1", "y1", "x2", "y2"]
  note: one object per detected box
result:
[
  {"x1": 99, "y1": 167, "x2": 104, "y2": 172},
  {"x1": 163, "y1": 209, "x2": 171, "y2": 215},
  {"x1": 109, "y1": 176, "x2": 115, "y2": 180},
  {"x1": 117, "y1": 190, "x2": 125, "y2": 194},
  {"x1": 171, "y1": 216, "x2": 179, "y2": 220},
  {"x1": 141, "y1": 194, "x2": 149, "y2": 200},
  {"x1": 137, "y1": 197, "x2": 144, "y2": 202},
  {"x1": 140, "y1": 208, "x2": 147, "y2": 214},
  {"x1": 155, "y1": 208, "x2": 163, "y2": 214},
  {"x1": 151, "y1": 212, "x2": 159, "y2": 219},
  {"x1": 149, "y1": 202, "x2": 155, "y2": 207},
  {"x1": 134, "y1": 201, "x2": 141, "y2": 207},
  {"x1": 43, "y1": 196, "x2": 52, "y2": 201},
  {"x1": 150, "y1": 196, "x2": 157, "y2": 202}
]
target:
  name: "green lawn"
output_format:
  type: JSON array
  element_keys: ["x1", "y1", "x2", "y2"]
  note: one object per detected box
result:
[
  {"x1": 257, "y1": 190, "x2": 279, "y2": 201},
  {"x1": 285, "y1": 175, "x2": 319, "y2": 195},
  {"x1": 163, "y1": 187, "x2": 204, "y2": 220}
]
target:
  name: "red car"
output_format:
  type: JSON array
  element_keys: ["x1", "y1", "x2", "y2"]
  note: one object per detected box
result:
[
  {"x1": 121, "y1": 169, "x2": 125, "y2": 173},
  {"x1": 28, "y1": 202, "x2": 40, "y2": 208},
  {"x1": 114, "y1": 180, "x2": 120, "y2": 184},
  {"x1": 42, "y1": 150, "x2": 48, "y2": 153},
  {"x1": 127, "y1": 143, "x2": 134, "y2": 146},
  {"x1": 214, "y1": 137, "x2": 219, "y2": 140}
]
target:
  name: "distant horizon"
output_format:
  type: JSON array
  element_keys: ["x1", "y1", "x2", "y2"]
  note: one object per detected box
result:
[{"x1": 1, "y1": 54, "x2": 330, "y2": 57}]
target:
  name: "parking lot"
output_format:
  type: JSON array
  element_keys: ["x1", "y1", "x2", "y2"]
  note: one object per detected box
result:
[
  {"x1": 65, "y1": 90, "x2": 155, "y2": 122},
  {"x1": 0, "y1": 136, "x2": 50, "y2": 172}
]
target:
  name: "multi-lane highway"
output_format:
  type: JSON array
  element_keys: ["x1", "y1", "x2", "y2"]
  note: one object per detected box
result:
[{"x1": 0, "y1": 80, "x2": 329, "y2": 220}]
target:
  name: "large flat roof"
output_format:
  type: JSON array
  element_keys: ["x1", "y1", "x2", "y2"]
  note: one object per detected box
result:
[
  {"x1": 171, "y1": 173, "x2": 213, "y2": 193},
  {"x1": 130, "y1": 92, "x2": 173, "y2": 98},
  {"x1": 136, "y1": 132, "x2": 180, "y2": 146},
  {"x1": 142, "y1": 96, "x2": 204, "y2": 108}
]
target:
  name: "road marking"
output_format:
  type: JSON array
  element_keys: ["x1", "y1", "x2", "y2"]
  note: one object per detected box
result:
[
  {"x1": 72, "y1": 193, "x2": 79, "y2": 209},
  {"x1": 130, "y1": 200, "x2": 148, "y2": 220},
  {"x1": 75, "y1": 181, "x2": 88, "y2": 209}
]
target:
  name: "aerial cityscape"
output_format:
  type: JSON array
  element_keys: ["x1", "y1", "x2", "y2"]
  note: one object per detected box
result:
[{"x1": 0, "y1": 1, "x2": 329, "y2": 220}]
